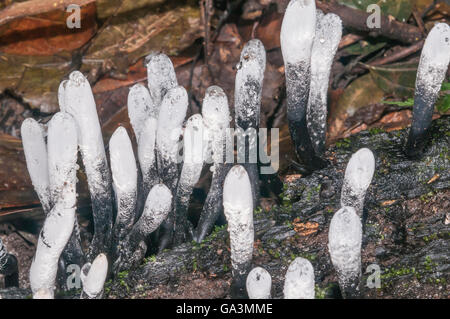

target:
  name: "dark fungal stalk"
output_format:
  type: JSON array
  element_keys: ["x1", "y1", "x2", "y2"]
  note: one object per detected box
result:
[
  {"x1": 280, "y1": 0, "x2": 327, "y2": 171},
  {"x1": 193, "y1": 86, "x2": 232, "y2": 243},
  {"x1": 0, "y1": 238, "x2": 19, "y2": 288},
  {"x1": 113, "y1": 184, "x2": 172, "y2": 273},
  {"x1": 405, "y1": 23, "x2": 450, "y2": 158},
  {"x1": 235, "y1": 38, "x2": 266, "y2": 208}
]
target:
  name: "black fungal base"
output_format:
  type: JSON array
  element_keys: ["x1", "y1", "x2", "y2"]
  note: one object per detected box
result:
[
  {"x1": 405, "y1": 84, "x2": 439, "y2": 158},
  {"x1": 286, "y1": 63, "x2": 327, "y2": 171}
]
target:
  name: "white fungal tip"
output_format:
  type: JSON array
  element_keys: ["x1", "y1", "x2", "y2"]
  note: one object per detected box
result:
[
  {"x1": 47, "y1": 112, "x2": 78, "y2": 197},
  {"x1": 146, "y1": 52, "x2": 178, "y2": 106},
  {"x1": 128, "y1": 83, "x2": 154, "y2": 138},
  {"x1": 58, "y1": 80, "x2": 68, "y2": 111},
  {"x1": 110, "y1": 126, "x2": 137, "y2": 194},
  {"x1": 240, "y1": 38, "x2": 266, "y2": 74},
  {"x1": 183, "y1": 114, "x2": 205, "y2": 165},
  {"x1": 283, "y1": 257, "x2": 315, "y2": 299},
  {"x1": 68, "y1": 70, "x2": 88, "y2": 86},
  {"x1": 33, "y1": 288, "x2": 54, "y2": 299},
  {"x1": 281, "y1": 0, "x2": 316, "y2": 64},
  {"x1": 138, "y1": 117, "x2": 157, "y2": 173},
  {"x1": 81, "y1": 253, "x2": 108, "y2": 298},
  {"x1": 223, "y1": 165, "x2": 253, "y2": 214},
  {"x1": 137, "y1": 184, "x2": 173, "y2": 235},
  {"x1": 344, "y1": 148, "x2": 375, "y2": 192},
  {"x1": 328, "y1": 206, "x2": 362, "y2": 284},
  {"x1": 246, "y1": 267, "x2": 272, "y2": 299},
  {"x1": 156, "y1": 86, "x2": 188, "y2": 159},
  {"x1": 21, "y1": 118, "x2": 50, "y2": 206},
  {"x1": 202, "y1": 86, "x2": 230, "y2": 130},
  {"x1": 421, "y1": 23, "x2": 450, "y2": 69}
]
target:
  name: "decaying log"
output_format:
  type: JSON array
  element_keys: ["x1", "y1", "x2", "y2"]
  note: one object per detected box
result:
[
  {"x1": 1, "y1": 117, "x2": 448, "y2": 299},
  {"x1": 107, "y1": 117, "x2": 449, "y2": 299}
]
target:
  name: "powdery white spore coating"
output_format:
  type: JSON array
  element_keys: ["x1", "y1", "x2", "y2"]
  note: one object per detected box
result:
[
  {"x1": 223, "y1": 165, "x2": 254, "y2": 274},
  {"x1": 183, "y1": 114, "x2": 205, "y2": 166},
  {"x1": 418, "y1": 23, "x2": 450, "y2": 89},
  {"x1": 47, "y1": 112, "x2": 78, "y2": 202},
  {"x1": 135, "y1": 184, "x2": 173, "y2": 236},
  {"x1": 307, "y1": 13, "x2": 342, "y2": 152},
  {"x1": 235, "y1": 39, "x2": 266, "y2": 129},
  {"x1": 146, "y1": 52, "x2": 178, "y2": 108},
  {"x1": 138, "y1": 117, "x2": 157, "y2": 179},
  {"x1": 280, "y1": 0, "x2": 316, "y2": 64},
  {"x1": 128, "y1": 84, "x2": 154, "y2": 140},
  {"x1": 202, "y1": 86, "x2": 230, "y2": 131},
  {"x1": 29, "y1": 184, "x2": 76, "y2": 298},
  {"x1": 283, "y1": 257, "x2": 315, "y2": 299},
  {"x1": 341, "y1": 148, "x2": 375, "y2": 216},
  {"x1": 246, "y1": 267, "x2": 272, "y2": 299},
  {"x1": 61, "y1": 71, "x2": 110, "y2": 191},
  {"x1": 110, "y1": 126, "x2": 137, "y2": 195},
  {"x1": 156, "y1": 86, "x2": 188, "y2": 161},
  {"x1": 328, "y1": 207, "x2": 362, "y2": 290},
  {"x1": 21, "y1": 118, "x2": 50, "y2": 212},
  {"x1": 81, "y1": 253, "x2": 108, "y2": 298}
]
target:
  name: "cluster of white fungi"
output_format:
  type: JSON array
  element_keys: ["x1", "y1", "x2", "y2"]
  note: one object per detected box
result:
[{"x1": 15, "y1": 0, "x2": 449, "y2": 299}]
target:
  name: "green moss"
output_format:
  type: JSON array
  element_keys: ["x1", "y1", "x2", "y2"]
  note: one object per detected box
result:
[{"x1": 336, "y1": 138, "x2": 351, "y2": 149}]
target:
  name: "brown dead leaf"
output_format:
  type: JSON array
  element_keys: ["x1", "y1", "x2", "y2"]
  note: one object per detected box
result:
[
  {"x1": 0, "y1": 3, "x2": 96, "y2": 55},
  {"x1": 293, "y1": 218, "x2": 319, "y2": 236}
]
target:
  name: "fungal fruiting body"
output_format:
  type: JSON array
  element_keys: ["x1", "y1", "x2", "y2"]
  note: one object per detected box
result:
[
  {"x1": 174, "y1": 114, "x2": 205, "y2": 245},
  {"x1": 340, "y1": 148, "x2": 375, "y2": 217},
  {"x1": 246, "y1": 267, "x2": 272, "y2": 299},
  {"x1": 80, "y1": 253, "x2": 108, "y2": 299},
  {"x1": 0, "y1": 238, "x2": 19, "y2": 288},
  {"x1": 47, "y1": 112, "x2": 85, "y2": 268},
  {"x1": 280, "y1": 0, "x2": 326, "y2": 170},
  {"x1": 127, "y1": 84, "x2": 154, "y2": 140},
  {"x1": 193, "y1": 86, "x2": 232, "y2": 243},
  {"x1": 29, "y1": 113, "x2": 79, "y2": 299},
  {"x1": 60, "y1": 71, "x2": 113, "y2": 260},
  {"x1": 235, "y1": 39, "x2": 266, "y2": 208},
  {"x1": 328, "y1": 206, "x2": 362, "y2": 298},
  {"x1": 307, "y1": 12, "x2": 342, "y2": 155},
  {"x1": 113, "y1": 184, "x2": 172, "y2": 273},
  {"x1": 223, "y1": 165, "x2": 254, "y2": 298},
  {"x1": 155, "y1": 85, "x2": 188, "y2": 251},
  {"x1": 406, "y1": 23, "x2": 450, "y2": 157},
  {"x1": 283, "y1": 257, "x2": 315, "y2": 299},
  {"x1": 21, "y1": 118, "x2": 51, "y2": 213},
  {"x1": 146, "y1": 52, "x2": 178, "y2": 110},
  {"x1": 110, "y1": 127, "x2": 138, "y2": 253},
  {"x1": 128, "y1": 84, "x2": 159, "y2": 197}
]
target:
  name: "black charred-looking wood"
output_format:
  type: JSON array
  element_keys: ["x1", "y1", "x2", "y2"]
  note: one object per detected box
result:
[{"x1": 285, "y1": 62, "x2": 327, "y2": 171}]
